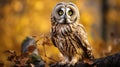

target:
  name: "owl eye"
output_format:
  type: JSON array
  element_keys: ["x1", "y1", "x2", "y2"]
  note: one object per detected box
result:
[
  {"x1": 58, "y1": 10, "x2": 64, "y2": 16},
  {"x1": 68, "y1": 10, "x2": 73, "y2": 16}
]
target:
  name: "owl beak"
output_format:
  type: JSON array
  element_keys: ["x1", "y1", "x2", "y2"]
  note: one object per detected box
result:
[{"x1": 64, "y1": 15, "x2": 67, "y2": 23}]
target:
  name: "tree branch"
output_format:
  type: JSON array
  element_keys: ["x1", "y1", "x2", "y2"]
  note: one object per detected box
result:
[{"x1": 49, "y1": 53, "x2": 120, "y2": 67}]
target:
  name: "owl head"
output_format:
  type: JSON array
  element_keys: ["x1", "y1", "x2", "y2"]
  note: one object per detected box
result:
[{"x1": 51, "y1": 2, "x2": 80, "y2": 24}]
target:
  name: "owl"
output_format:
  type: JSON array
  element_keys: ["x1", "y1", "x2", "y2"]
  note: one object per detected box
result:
[{"x1": 51, "y1": 2, "x2": 94, "y2": 65}]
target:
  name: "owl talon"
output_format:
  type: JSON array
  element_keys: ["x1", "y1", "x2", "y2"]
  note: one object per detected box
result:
[
  {"x1": 58, "y1": 61, "x2": 68, "y2": 66},
  {"x1": 69, "y1": 60, "x2": 77, "y2": 66},
  {"x1": 58, "y1": 62, "x2": 66, "y2": 65},
  {"x1": 69, "y1": 56, "x2": 78, "y2": 66},
  {"x1": 83, "y1": 58, "x2": 94, "y2": 65},
  {"x1": 59, "y1": 57, "x2": 69, "y2": 65}
]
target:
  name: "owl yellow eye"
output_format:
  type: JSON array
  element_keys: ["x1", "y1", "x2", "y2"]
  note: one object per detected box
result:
[
  {"x1": 68, "y1": 10, "x2": 73, "y2": 16},
  {"x1": 58, "y1": 10, "x2": 64, "y2": 16}
]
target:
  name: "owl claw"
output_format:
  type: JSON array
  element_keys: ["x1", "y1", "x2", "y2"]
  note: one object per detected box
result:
[
  {"x1": 69, "y1": 57, "x2": 78, "y2": 66},
  {"x1": 58, "y1": 61, "x2": 67, "y2": 65},
  {"x1": 59, "y1": 57, "x2": 69, "y2": 65},
  {"x1": 83, "y1": 58, "x2": 94, "y2": 65}
]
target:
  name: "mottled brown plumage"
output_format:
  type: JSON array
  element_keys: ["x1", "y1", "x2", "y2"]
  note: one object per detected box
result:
[{"x1": 51, "y1": 2, "x2": 94, "y2": 65}]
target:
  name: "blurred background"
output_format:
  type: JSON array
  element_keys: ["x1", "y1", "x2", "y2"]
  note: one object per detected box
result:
[{"x1": 0, "y1": 0, "x2": 120, "y2": 66}]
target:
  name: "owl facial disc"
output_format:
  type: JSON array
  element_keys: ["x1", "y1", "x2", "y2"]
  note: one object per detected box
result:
[{"x1": 51, "y1": 2, "x2": 79, "y2": 24}]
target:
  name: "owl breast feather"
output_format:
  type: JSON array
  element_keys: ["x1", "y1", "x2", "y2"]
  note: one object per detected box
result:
[
  {"x1": 51, "y1": 23, "x2": 86, "y2": 60},
  {"x1": 56, "y1": 24, "x2": 72, "y2": 37}
]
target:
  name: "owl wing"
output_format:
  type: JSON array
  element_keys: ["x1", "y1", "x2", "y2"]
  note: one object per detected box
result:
[
  {"x1": 73, "y1": 24, "x2": 93, "y2": 59},
  {"x1": 51, "y1": 37, "x2": 57, "y2": 47},
  {"x1": 51, "y1": 32, "x2": 57, "y2": 47}
]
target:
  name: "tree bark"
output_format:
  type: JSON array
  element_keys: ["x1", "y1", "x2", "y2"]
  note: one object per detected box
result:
[{"x1": 49, "y1": 53, "x2": 120, "y2": 67}]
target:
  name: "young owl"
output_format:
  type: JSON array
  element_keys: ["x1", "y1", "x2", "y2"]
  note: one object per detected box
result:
[{"x1": 51, "y1": 2, "x2": 94, "y2": 65}]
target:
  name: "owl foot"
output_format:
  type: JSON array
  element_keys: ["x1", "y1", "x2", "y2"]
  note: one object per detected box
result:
[
  {"x1": 83, "y1": 58, "x2": 93, "y2": 65},
  {"x1": 69, "y1": 58, "x2": 78, "y2": 66},
  {"x1": 59, "y1": 57, "x2": 69, "y2": 65}
]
